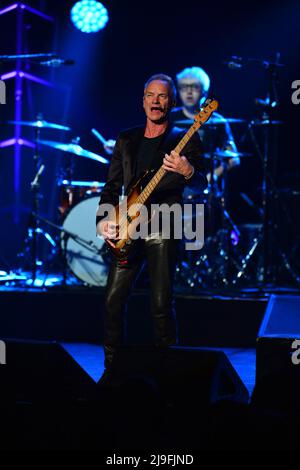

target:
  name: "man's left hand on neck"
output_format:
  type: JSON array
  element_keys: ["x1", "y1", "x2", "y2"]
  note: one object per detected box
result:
[{"x1": 163, "y1": 151, "x2": 194, "y2": 178}]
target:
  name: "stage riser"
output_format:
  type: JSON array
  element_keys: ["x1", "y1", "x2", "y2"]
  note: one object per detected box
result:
[{"x1": 0, "y1": 290, "x2": 266, "y2": 347}]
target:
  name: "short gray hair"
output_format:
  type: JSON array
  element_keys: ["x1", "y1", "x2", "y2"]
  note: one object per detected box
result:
[{"x1": 144, "y1": 73, "x2": 177, "y2": 104}]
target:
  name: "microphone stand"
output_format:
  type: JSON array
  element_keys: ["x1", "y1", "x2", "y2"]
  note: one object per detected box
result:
[
  {"x1": 29, "y1": 123, "x2": 44, "y2": 283},
  {"x1": 261, "y1": 59, "x2": 277, "y2": 284}
]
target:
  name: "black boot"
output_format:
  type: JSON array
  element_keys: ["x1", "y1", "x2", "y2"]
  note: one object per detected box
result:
[
  {"x1": 97, "y1": 345, "x2": 116, "y2": 386},
  {"x1": 104, "y1": 344, "x2": 115, "y2": 370}
]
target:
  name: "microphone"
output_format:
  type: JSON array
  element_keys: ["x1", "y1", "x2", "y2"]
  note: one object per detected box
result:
[{"x1": 39, "y1": 58, "x2": 75, "y2": 67}]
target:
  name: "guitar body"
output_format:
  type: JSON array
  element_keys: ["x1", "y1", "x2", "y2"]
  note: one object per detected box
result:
[{"x1": 105, "y1": 173, "x2": 147, "y2": 259}]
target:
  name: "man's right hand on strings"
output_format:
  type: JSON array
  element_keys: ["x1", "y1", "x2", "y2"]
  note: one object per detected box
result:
[{"x1": 98, "y1": 220, "x2": 119, "y2": 246}]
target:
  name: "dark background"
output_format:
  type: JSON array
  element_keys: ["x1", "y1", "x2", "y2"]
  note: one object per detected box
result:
[{"x1": 0, "y1": 0, "x2": 299, "y2": 268}]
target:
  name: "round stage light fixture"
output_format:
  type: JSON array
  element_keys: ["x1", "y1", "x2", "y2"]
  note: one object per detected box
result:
[{"x1": 71, "y1": 1, "x2": 109, "y2": 33}]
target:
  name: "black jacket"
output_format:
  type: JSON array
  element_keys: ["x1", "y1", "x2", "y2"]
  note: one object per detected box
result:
[{"x1": 96, "y1": 123, "x2": 207, "y2": 224}]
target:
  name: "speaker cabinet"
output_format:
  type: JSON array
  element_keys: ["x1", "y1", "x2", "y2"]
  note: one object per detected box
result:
[
  {"x1": 254, "y1": 295, "x2": 300, "y2": 412},
  {"x1": 0, "y1": 338, "x2": 95, "y2": 403},
  {"x1": 102, "y1": 346, "x2": 249, "y2": 405}
]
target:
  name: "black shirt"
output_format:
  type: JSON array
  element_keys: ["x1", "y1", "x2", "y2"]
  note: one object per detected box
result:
[{"x1": 135, "y1": 134, "x2": 165, "y2": 177}]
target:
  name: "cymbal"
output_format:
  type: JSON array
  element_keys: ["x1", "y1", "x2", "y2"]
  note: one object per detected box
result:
[
  {"x1": 204, "y1": 150, "x2": 252, "y2": 159},
  {"x1": 38, "y1": 139, "x2": 109, "y2": 164},
  {"x1": 174, "y1": 117, "x2": 246, "y2": 126},
  {"x1": 59, "y1": 179, "x2": 106, "y2": 188},
  {"x1": 8, "y1": 119, "x2": 71, "y2": 131}
]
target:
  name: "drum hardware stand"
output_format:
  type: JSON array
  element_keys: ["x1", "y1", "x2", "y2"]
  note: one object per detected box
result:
[
  {"x1": 231, "y1": 54, "x2": 300, "y2": 288},
  {"x1": 246, "y1": 124, "x2": 299, "y2": 287},
  {"x1": 26, "y1": 117, "x2": 54, "y2": 283},
  {"x1": 230, "y1": 228, "x2": 263, "y2": 286},
  {"x1": 56, "y1": 136, "x2": 79, "y2": 185},
  {"x1": 56, "y1": 136, "x2": 79, "y2": 222},
  {"x1": 218, "y1": 163, "x2": 241, "y2": 285},
  {"x1": 177, "y1": 151, "x2": 242, "y2": 291},
  {"x1": 33, "y1": 213, "x2": 103, "y2": 286},
  {"x1": 31, "y1": 162, "x2": 43, "y2": 283},
  {"x1": 261, "y1": 58, "x2": 278, "y2": 285},
  {"x1": 64, "y1": 136, "x2": 81, "y2": 183},
  {"x1": 17, "y1": 114, "x2": 56, "y2": 285},
  {"x1": 230, "y1": 121, "x2": 300, "y2": 288},
  {"x1": 205, "y1": 127, "x2": 220, "y2": 238},
  {"x1": 200, "y1": 158, "x2": 241, "y2": 288},
  {"x1": 17, "y1": 119, "x2": 45, "y2": 283},
  {"x1": 61, "y1": 231, "x2": 69, "y2": 287},
  {"x1": 230, "y1": 212, "x2": 300, "y2": 288}
]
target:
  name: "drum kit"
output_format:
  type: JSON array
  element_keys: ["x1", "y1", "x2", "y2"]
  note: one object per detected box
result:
[
  {"x1": 173, "y1": 114, "x2": 294, "y2": 290},
  {"x1": 174, "y1": 113, "x2": 300, "y2": 290}
]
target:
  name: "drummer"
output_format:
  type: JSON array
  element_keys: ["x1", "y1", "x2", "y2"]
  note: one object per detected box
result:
[{"x1": 170, "y1": 66, "x2": 240, "y2": 182}]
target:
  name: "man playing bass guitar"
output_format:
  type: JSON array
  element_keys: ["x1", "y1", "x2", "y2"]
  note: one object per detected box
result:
[{"x1": 96, "y1": 73, "x2": 208, "y2": 373}]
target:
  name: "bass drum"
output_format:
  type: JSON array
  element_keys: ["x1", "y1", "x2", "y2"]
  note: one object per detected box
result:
[{"x1": 62, "y1": 195, "x2": 110, "y2": 286}]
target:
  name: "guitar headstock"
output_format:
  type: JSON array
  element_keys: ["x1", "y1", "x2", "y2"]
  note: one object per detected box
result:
[{"x1": 193, "y1": 98, "x2": 219, "y2": 128}]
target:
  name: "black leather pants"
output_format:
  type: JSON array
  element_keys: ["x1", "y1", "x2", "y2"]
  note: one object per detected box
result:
[{"x1": 103, "y1": 236, "x2": 179, "y2": 369}]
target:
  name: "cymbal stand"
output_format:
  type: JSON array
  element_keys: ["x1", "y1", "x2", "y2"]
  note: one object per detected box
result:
[
  {"x1": 231, "y1": 122, "x2": 300, "y2": 287},
  {"x1": 65, "y1": 138, "x2": 77, "y2": 183},
  {"x1": 226, "y1": 53, "x2": 300, "y2": 288},
  {"x1": 29, "y1": 122, "x2": 44, "y2": 283},
  {"x1": 217, "y1": 162, "x2": 241, "y2": 285},
  {"x1": 192, "y1": 154, "x2": 241, "y2": 289},
  {"x1": 18, "y1": 116, "x2": 56, "y2": 285},
  {"x1": 205, "y1": 125, "x2": 220, "y2": 238},
  {"x1": 251, "y1": 122, "x2": 300, "y2": 286}
]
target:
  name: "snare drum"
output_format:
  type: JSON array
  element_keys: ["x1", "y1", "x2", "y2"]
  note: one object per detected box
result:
[
  {"x1": 58, "y1": 180, "x2": 105, "y2": 215},
  {"x1": 61, "y1": 194, "x2": 109, "y2": 286}
]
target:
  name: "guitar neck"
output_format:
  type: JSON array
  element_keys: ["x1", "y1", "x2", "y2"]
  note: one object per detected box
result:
[{"x1": 136, "y1": 123, "x2": 199, "y2": 205}]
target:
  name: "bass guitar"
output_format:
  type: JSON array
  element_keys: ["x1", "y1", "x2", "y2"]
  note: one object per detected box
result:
[{"x1": 104, "y1": 98, "x2": 219, "y2": 259}]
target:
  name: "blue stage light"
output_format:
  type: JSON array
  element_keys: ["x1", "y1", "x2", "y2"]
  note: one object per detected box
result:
[{"x1": 71, "y1": 1, "x2": 109, "y2": 33}]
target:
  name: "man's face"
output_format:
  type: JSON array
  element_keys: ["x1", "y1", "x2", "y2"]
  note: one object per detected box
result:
[
  {"x1": 178, "y1": 77, "x2": 202, "y2": 109},
  {"x1": 143, "y1": 80, "x2": 173, "y2": 123}
]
